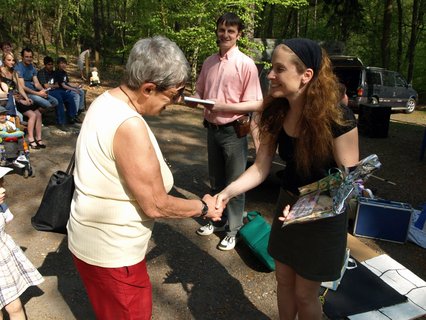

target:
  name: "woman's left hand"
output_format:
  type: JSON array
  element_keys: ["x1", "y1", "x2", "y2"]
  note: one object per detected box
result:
[{"x1": 278, "y1": 205, "x2": 291, "y2": 222}]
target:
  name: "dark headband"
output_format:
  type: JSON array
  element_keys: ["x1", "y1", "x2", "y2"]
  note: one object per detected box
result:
[{"x1": 283, "y1": 38, "x2": 322, "y2": 76}]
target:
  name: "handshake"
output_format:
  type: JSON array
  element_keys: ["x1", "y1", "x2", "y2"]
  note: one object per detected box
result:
[{"x1": 199, "y1": 192, "x2": 230, "y2": 221}]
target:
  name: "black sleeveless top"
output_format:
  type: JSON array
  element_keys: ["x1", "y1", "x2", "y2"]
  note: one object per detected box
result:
[
  {"x1": 277, "y1": 104, "x2": 356, "y2": 194},
  {"x1": 0, "y1": 76, "x2": 16, "y2": 92}
]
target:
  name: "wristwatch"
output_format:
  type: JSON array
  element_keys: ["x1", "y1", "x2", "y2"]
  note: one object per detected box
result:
[{"x1": 200, "y1": 199, "x2": 208, "y2": 217}]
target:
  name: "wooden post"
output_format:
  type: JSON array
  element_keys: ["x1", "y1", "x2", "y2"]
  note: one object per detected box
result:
[{"x1": 95, "y1": 50, "x2": 100, "y2": 69}]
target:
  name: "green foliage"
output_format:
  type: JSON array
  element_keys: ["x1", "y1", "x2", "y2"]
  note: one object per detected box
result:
[{"x1": 0, "y1": 0, "x2": 424, "y2": 101}]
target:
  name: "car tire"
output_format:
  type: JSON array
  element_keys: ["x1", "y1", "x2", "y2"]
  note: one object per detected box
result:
[{"x1": 405, "y1": 98, "x2": 416, "y2": 113}]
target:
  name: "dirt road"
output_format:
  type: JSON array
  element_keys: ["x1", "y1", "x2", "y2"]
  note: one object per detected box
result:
[{"x1": 5, "y1": 99, "x2": 426, "y2": 319}]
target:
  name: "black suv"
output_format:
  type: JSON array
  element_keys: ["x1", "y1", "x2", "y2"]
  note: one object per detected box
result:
[{"x1": 331, "y1": 56, "x2": 417, "y2": 113}]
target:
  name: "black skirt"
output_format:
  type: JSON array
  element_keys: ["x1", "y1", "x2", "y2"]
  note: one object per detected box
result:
[
  {"x1": 268, "y1": 188, "x2": 348, "y2": 282},
  {"x1": 16, "y1": 102, "x2": 39, "y2": 113}
]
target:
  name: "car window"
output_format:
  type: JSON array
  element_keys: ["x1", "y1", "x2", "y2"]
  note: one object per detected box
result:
[
  {"x1": 366, "y1": 71, "x2": 381, "y2": 85},
  {"x1": 395, "y1": 73, "x2": 407, "y2": 87},
  {"x1": 383, "y1": 71, "x2": 395, "y2": 86},
  {"x1": 334, "y1": 68, "x2": 361, "y2": 89}
]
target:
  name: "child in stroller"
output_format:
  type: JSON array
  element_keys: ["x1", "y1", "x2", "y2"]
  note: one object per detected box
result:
[{"x1": 0, "y1": 106, "x2": 33, "y2": 178}]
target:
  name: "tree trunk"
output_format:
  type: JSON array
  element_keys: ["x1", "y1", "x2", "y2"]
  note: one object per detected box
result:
[
  {"x1": 281, "y1": 10, "x2": 294, "y2": 38},
  {"x1": 245, "y1": 4, "x2": 256, "y2": 41},
  {"x1": 339, "y1": 2, "x2": 351, "y2": 42},
  {"x1": 93, "y1": 0, "x2": 101, "y2": 52},
  {"x1": 26, "y1": 9, "x2": 33, "y2": 45},
  {"x1": 107, "y1": 0, "x2": 111, "y2": 24},
  {"x1": 35, "y1": 10, "x2": 47, "y2": 53},
  {"x1": 55, "y1": 4, "x2": 64, "y2": 55},
  {"x1": 313, "y1": 0, "x2": 317, "y2": 29},
  {"x1": 396, "y1": 0, "x2": 403, "y2": 72},
  {"x1": 303, "y1": 5, "x2": 309, "y2": 36},
  {"x1": 266, "y1": 4, "x2": 275, "y2": 38},
  {"x1": 381, "y1": 0, "x2": 393, "y2": 69},
  {"x1": 15, "y1": 3, "x2": 27, "y2": 47},
  {"x1": 406, "y1": 0, "x2": 424, "y2": 83},
  {"x1": 100, "y1": 0, "x2": 105, "y2": 45},
  {"x1": 190, "y1": 46, "x2": 199, "y2": 94},
  {"x1": 121, "y1": 0, "x2": 127, "y2": 56},
  {"x1": 295, "y1": 10, "x2": 300, "y2": 37}
]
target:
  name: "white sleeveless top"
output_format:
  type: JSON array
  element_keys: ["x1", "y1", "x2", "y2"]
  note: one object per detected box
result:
[{"x1": 67, "y1": 91, "x2": 173, "y2": 268}]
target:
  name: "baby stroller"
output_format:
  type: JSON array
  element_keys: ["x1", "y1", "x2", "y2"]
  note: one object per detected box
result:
[
  {"x1": 0, "y1": 136, "x2": 33, "y2": 178},
  {"x1": 0, "y1": 93, "x2": 33, "y2": 178}
]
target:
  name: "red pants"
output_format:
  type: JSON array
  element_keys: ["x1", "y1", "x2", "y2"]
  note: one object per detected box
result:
[{"x1": 73, "y1": 255, "x2": 152, "y2": 320}]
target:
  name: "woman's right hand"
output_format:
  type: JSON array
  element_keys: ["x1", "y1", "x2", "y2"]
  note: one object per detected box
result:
[
  {"x1": 214, "y1": 192, "x2": 230, "y2": 211},
  {"x1": 19, "y1": 98, "x2": 32, "y2": 106},
  {"x1": 202, "y1": 194, "x2": 224, "y2": 221}
]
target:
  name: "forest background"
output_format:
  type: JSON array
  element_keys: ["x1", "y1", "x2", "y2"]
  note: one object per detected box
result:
[{"x1": 0, "y1": 0, "x2": 425, "y2": 104}]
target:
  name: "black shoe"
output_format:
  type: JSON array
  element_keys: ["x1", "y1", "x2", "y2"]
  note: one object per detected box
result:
[
  {"x1": 28, "y1": 140, "x2": 40, "y2": 149},
  {"x1": 56, "y1": 124, "x2": 69, "y2": 132},
  {"x1": 73, "y1": 116, "x2": 83, "y2": 124},
  {"x1": 36, "y1": 139, "x2": 47, "y2": 148}
]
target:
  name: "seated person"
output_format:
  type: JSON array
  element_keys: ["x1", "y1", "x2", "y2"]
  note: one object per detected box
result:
[
  {"x1": 338, "y1": 82, "x2": 349, "y2": 107},
  {"x1": 37, "y1": 56, "x2": 80, "y2": 129},
  {"x1": 14, "y1": 48, "x2": 58, "y2": 111},
  {"x1": 0, "y1": 41, "x2": 13, "y2": 67},
  {"x1": 1, "y1": 62, "x2": 45, "y2": 150},
  {"x1": 0, "y1": 75, "x2": 27, "y2": 132},
  {"x1": 0, "y1": 106, "x2": 25, "y2": 166},
  {"x1": 55, "y1": 57, "x2": 85, "y2": 114},
  {"x1": 0, "y1": 106, "x2": 24, "y2": 140},
  {"x1": 1, "y1": 52, "x2": 32, "y2": 128}
]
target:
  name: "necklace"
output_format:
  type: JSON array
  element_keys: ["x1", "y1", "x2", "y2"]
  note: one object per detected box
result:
[{"x1": 119, "y1": 86, "x2": 138, "y2": 112}]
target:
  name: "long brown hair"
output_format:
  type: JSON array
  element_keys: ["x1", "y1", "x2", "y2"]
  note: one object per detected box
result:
[{"x1": 259, "y1": 46, "x2": 345, "y2": 176}]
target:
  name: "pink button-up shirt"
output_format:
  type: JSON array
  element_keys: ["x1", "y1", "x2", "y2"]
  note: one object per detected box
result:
[{"x1": 196, "y1": 46, "x2": 262, "y2": 125}]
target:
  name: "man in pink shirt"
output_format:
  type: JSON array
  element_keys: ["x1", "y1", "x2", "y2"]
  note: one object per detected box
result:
[{"x1": 193, "y1": 12, "x2": 263, "y2": 251}]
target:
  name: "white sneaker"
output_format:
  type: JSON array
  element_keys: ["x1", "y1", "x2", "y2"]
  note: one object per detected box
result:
[
  {"x1": 13, "y1": 159, "x2": 25, "y2": 168},
  {"x1": 196, "y1": 222, "x2": 226, "y2": 236},
  {"x1": 16, "y1": 155, "x2": 28, "y2": 162},
  {"x1": 218, "y1": 235, "x2": 237, "y2": 251}
]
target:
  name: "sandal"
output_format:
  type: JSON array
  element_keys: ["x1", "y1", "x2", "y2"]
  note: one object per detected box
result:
[
  {"x1": 36, "y1": 140, "x2": 47, "y2": 149},
  {"x1": 28, "y1": 140, "x2": 40, "y2": 150}
]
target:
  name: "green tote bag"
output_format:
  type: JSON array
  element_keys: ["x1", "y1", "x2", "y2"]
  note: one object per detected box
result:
[{"x1": 239, "y1": 211, "x2": 275, "y2": 271}]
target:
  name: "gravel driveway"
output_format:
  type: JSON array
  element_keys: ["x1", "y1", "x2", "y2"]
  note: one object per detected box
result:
[{"x1": 5, "y1": 98, "x2": 425, "y2": 319}]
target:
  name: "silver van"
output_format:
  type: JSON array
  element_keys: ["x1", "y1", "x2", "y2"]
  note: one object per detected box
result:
[{"x1": 331, "y1": 56, "x2": 417, "y2": 113}]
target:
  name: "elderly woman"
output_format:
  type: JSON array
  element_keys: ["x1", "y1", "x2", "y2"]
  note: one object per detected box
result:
[
  {"x1": 216, "y1": 38, "x2": 359, "y2": 319},
  {"x1": 67, "y1": 36, "x2": 222, "y2": 320}
]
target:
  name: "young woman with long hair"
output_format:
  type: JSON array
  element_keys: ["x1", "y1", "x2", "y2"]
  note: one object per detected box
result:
[{"x1": 216, "y1": 38, "x2": 359, "y2": 319}]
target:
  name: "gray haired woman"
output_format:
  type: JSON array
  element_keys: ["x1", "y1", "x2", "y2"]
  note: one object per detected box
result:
[{"x1": 67, "y1": 36, "x2": 223, "y2": 320}]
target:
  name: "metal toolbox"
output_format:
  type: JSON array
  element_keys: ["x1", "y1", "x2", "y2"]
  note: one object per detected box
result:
[{"x1": 354, "y1": 197, "x2": 413, "y2": 244}]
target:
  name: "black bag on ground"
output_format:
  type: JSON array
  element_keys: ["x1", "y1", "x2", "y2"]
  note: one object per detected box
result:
[{"x1": 31, "y1": 152, "x2": 75, "y2": 234}]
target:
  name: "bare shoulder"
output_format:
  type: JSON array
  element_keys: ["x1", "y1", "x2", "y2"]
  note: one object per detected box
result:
[{"x1": 116, "y1": 116, "x2": 149, "y2": 141}]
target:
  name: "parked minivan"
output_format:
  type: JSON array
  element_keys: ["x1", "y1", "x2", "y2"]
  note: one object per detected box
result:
[{"x1": 330, "y1": 56, "x2": 417, "y2": 113}]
